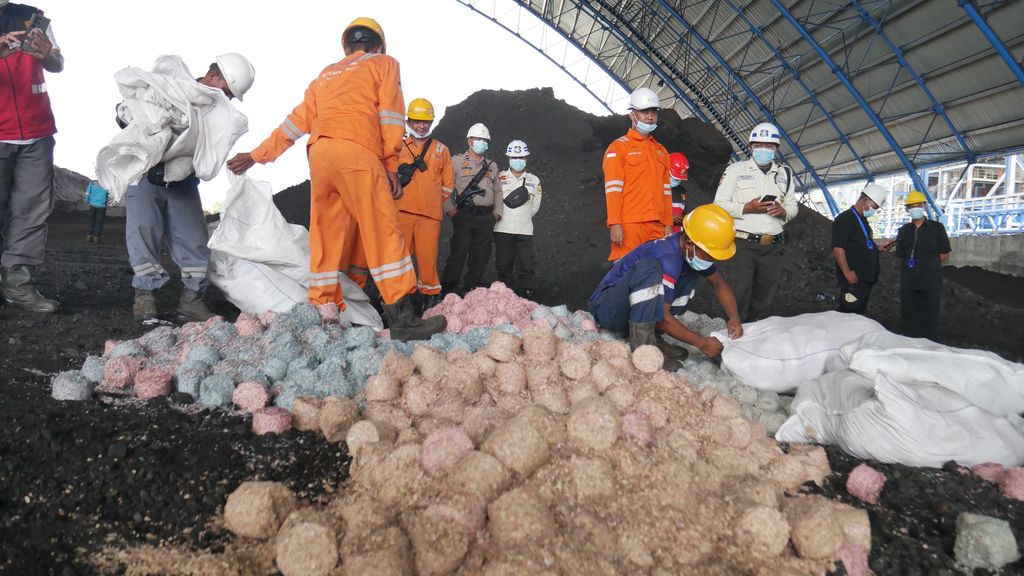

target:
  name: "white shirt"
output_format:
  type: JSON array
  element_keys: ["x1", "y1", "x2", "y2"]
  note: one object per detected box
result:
[
  {"x1": 713, "y1": 159, "x2": 798, "y2": 236},
  {"x1": 494, "y1": 169, "x2": 542, "y2": 236}
]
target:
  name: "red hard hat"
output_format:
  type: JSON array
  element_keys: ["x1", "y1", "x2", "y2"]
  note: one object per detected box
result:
[{"x1": 669, "y1": 152, "x2": 689, "y2": 181}]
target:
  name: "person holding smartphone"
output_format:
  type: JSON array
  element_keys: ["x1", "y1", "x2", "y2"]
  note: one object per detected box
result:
[
  {"x1": 712, "y1": 122, "x2": 799, "y2": 322},
  {"x1": 0, "y1": 2, "x2": 64, "y2": 313}
]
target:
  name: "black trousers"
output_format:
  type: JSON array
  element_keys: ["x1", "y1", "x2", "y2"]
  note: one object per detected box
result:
[
  {"x1": 901, "y1": 287, "x2": 941, "y2": 339},
  {"x1": 89, "y1": 206, "x2": 107, "y2": 237},
  {"x1": 493, "y1": 232, "x2": 535, "y2": 291},
  {"x1": 441, "y1": 210, "x2": 494, "y2": 291},
  {"x1": 837, "y1": 282, "x2": 874, "y2": 315},
  {"x1": 729, "y1": 240, "x2": 784, "y2": 321}
]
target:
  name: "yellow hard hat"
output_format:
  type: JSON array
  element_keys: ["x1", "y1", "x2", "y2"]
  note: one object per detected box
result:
[
  {"x1": 682, "y1": 204, "x2": 737, "y2": 260},
  {"x1": 905, "y1": 190, "x2": 927, "y2": 206},
  {"x1": 407, "y1": 98, "x2": 434, "y2": 121},
  {"x1": 343, "y1": 17, "x2": 386, "y2": 52}
]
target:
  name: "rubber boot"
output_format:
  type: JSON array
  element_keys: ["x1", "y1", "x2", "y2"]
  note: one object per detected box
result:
[
  {"x1": 422, "y1": 293, "x2": 443, "y2": 312},
  {"x1": 383, "y1": 294, "x2": 447, "y2": 342},
  {"x1": 133, "y1": 289, "x2": 157, "y2": 322},
  {"x1": 176, "y1": 289, "x2": 214, "y2": 323},
  {"x1": 628, "y1": 321, "x2": 682, "y2": 371},
  {"x1": 655, "y1": 330, "x2": 689, "y2": 361},
  {"x1": 1, "y1": 265, "x2": 60, "y2": 313}
]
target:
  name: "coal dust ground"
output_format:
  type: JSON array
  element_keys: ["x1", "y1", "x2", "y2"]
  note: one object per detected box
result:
[{"x1": 2, "y1": 87, "x2": 1022, "y2": 573}]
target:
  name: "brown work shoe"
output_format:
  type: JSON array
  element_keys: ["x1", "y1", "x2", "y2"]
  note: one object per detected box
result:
[
  {"x1": 175, "y1": 290, "x2": 214, "y2": 323},
  {"x1": 133, "y1": 289, "x2": 157, "y2": 321}
]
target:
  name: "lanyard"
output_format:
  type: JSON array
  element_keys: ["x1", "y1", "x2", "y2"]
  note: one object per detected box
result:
[
  {"x1": 908, "y1": 226, "x2": 919, "y2": 269},
  {"x1": 854, "y1": 211, "x2": 875, "y2": 250}
]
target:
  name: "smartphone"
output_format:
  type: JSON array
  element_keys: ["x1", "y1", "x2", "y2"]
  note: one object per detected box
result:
[
  {"x1": 760, "y1": 194, "x2": 778, "y2": 203},
  {"x1": 19, "y1": 12, "x2": 50, "y2": 53}
]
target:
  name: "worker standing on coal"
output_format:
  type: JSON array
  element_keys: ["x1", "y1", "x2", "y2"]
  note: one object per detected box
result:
[
  {"x1": 603, "y1": 87, "x2": 673, "y2": 261},
  {"x1": 84, "y1": 180, "x2": 108, "y2": 243},
  {"x1": 713, "y1": 123, "x2": 799, "y2": 322},
  {"x1": 0, "y1": 2, "x2": 63, "y2": 313},
  {"x1": 440, "y1": 123, "x2": 503, "y2": 296},
  {"x1": 494, "y1": 139, "x2": 542, "y2": 299},
  {"x1": 893, "y1": 191, "x2": 951, "y2": 339},
  {"x1": 668, "y1": 152, "x2": 689, "y2": 234},
  {"x1": 589, "y1": 204, "x2": 743, "y2": 370},
  {"x1": 394, "y1": 97, "x2": 453, "y2": 312},
  {"x1": 832, "y1": 184, "x2": 892, "y2": 315},
  {"x1": 227, "y1": 18, "x2": 446, "y2": 341},
  {"x1": 123, "y1": 53, "x2": 255, "y2": 323}
]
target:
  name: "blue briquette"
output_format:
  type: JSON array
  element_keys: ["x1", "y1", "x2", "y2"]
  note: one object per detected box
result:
[
  {"x1": 185, "y1": 345, "x2": 221, "y2": 367},
  {"x1": 212, "y1": 359, "x2": 266, "y2": 384},
  {"x1": 289, "y1": 302, "x2": 322, "y2": 331},
  {"x1": 345, "y1": 347, "x2": 383, "y2": 390},
  {"x1": 198, "y1": 373, "x2": 235, "y2": 407},
  {"x1": 287, "y1": 356, "x2": 318, "y2": 376},
  {"x1": 318, "y1": 340, "x2": 348, "y2": 362},
  {"x1": 342, "y1": 326, "x2": 377, "y2": 350},
  {"x1": 51, "y1": 371, "x2": 94, "y2": 401},
  {"x1": 495, "y1": 323, "x2": 522, "y2": 336},
  {"x1": 204, "y1": 321, "x2": 238, "y2": 344},
  {"x1": 80, "y1": 355, "x2": 107, "y2": 383},
  {"x1": 550, "y1": 305, "x2": 571, "y2": 318},
  {"x1": 265, "y1": 332, "x2": 302, "y2": 363},
  {"x1": 109, "y1": 340, "x2": 145, "y2": 358},
  {"x1": 220, "y1": 337, "x2": 261, "y2": 363},
  {"x1": 175, "y1": 367, "x2": 209, "y2": 396},
  {"x1": 262, "y1": 357, "x2": 288, "y2": 382},
  {"x1": 139, "y1": 326, "x2": 177, "y2": 352}
]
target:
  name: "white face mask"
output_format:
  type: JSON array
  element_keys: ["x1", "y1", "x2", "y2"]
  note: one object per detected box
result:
[
  {"x1": 669, "y1": 177, "x2": 682, "y2": 188},
  {"x1": 471, "y1": 140, "x2": 489, "y2": 155},
  {"x1": 908, "y1": 207, "x2": 926, "y2": 220},
  {"x1": 407, "y1": 124, "x2": 429, "y2": 139},
  {"x1": 509, "y1": 158, "x2": 526, "y2": 172}
]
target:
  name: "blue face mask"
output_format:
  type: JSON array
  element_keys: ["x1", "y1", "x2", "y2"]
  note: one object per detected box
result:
[
  {"x1": 686, "y1": 245, "x2": 713, "y2": 271},
  {"x1": 908, "y1": 207, "x2": 926, "y2": 220},
  {"x1": 471, "y1": 140, "x2": 488, "y2": 155},
  {"x1": 752, "y1": 148, "x2": 775, "y2": 166},
  {"x1": 863, "y1": 207, "x2": 877, "y2": 218},
  {"x1": 509, "y1": 158, "x2": 526, "y2": 172},
  {"x1": 635, "y1": 121, "x2": 657, "y2": 135},
  {"x1": 669, "y1": 177, "x2": 682, "y2": 188}
]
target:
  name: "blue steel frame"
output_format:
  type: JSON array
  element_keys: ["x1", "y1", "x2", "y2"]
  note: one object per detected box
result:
[
  {"x1": 769, "y1": 0, "x2": 945, "y2": 219},
  {"x1": 960, "y1": 0, "x2": 1024, "y2": 87}
]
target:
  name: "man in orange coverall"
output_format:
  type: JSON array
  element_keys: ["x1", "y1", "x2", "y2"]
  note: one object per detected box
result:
[
  {"x1": 227, "y1": 17, "x2": 445, "y2": 341},
  {"x1": 604, "y1": 87, "x2": 673, "y2": 261},
  {"x1": 394, "y1": 97, "x2": 453, "y2": 312}
]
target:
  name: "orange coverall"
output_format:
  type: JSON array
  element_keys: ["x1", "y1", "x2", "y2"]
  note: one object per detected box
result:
[
  {"x1": 394, "y1": 137, "x2": 454, "y2": 295},
  {"x1": 249, "y1": 51, "x2": 415, "y2": 306},
  {"x1": 602, "y1": 128, "x2": 673, "y2": 260}
]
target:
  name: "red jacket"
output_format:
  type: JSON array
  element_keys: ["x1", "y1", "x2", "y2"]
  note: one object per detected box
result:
[{"x1": 0, "y1": 4, "x2": 57, "y2": 140}]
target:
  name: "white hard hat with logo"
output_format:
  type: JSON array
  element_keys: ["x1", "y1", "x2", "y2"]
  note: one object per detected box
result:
[
  {"x1": 506, "y1": 140, "x2": 529, "y2": 157},
  {"x1": 466, "y1": 123, "x2": 491, "y2": 140},
  {"x1": 862, "y1": 184, "x2": 889, "y2": 207},
  {"x1": 628, "y1": 87, "x2": 660, "y2": 110},
  {"x1": 749, "y1": 122, "x2": 781, "y2": 145},
  {"x1": 215, "y1": 53, "x2": 255, "y2": 101}
]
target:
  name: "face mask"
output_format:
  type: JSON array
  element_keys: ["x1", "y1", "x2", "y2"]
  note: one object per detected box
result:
[
  {"x1": 908, "y1": 207, "x2": 926, "y2": 220},
  {"x1": 863, "y1": 207, "x2": 877, "y2": 218},
  {"x1": 471, "y1": 140, "x2": 488, "y2": 155},
  {"x1": 635, "y1": 121, "x2": 657, "y2": 135},
  {"x1": 669, "y1": 177, "x2": 681, "y2": 188},
  {"x1": 752, "y1": 148, "x2": 775, "y2": 166},
  {"x1": 509, "y1": 158, "x2": 526, "y2": 172},
  {"x1": 686, "y1": 245, "x2": 714, "y2": 271},
  {"x1": 408, "y1": 126, "x2": 429, "y2": 139}
]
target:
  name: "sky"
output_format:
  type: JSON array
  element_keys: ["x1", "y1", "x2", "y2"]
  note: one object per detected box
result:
[{"x1": 39, "y1": 0, "x2": 628, "y2": 208}]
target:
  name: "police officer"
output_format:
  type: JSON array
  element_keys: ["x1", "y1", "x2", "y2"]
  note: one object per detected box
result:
[
  {"x1": 832, "y1": 184, "x2": 891, "y2": 315},
  {"x1": 893, "y1": 191, "x2": 951, "y2": 339},
  {"x1": 713, "y1": 122, "x2": 799, "y2": 322},
  {"x1": 441, "y1": 122, "x2": 503, "y2": 295}
]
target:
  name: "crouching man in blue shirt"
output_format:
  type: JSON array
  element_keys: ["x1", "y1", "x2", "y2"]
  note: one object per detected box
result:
[{"x1": 588, "y1": 204, "x2": 744, "y2": 371}]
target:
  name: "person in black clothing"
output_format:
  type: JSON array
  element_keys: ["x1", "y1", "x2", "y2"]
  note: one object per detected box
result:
[
  {"x1": 831, "y1": 184, "x2": 893, "y2": 314},
  {"x1": 893, "y1": 191, "x2": 951, "y2": 339}
]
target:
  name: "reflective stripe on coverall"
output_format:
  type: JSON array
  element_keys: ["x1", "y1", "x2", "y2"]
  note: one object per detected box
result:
[
  {"x1": 603, "y1": 128, "x2": 672, "y2": 261},
  {"x1": 125, "y1": 177, "x2": 209, "y2": 293},
  {"x1": 394, "y1": 137, "x2": 453, "y2": 295},
  {"x1": 249, "y1": 51, "x2": 414, "y2": 306},
  {"x1": 588, "y1": 257, "x2": 665, "y2": 333}
]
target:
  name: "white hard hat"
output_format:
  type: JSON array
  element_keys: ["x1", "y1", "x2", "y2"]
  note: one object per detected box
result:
[
  {"x1": 862, "y1": 184, "x2": 888, "y2": 207},
  {"x1": 466, "y1": 123, "x2": 491, "y2": 140},
  {"x1": 505, "y1": 140, "x2": 529, "y2": 157},
  {"x1": 749, "y1": 122, "x2": 781, "y2": 145},
  {"x1": 215, "y1": 53, "x2": 255, "y2": 101},
  {"x1": 628, "y1": 87, "x2": 660, "y2": 110}
]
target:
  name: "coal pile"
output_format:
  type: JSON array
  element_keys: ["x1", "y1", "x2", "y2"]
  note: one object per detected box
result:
[{"x1": 272, "y1": 88, "x2": 1023, "y2": 361}]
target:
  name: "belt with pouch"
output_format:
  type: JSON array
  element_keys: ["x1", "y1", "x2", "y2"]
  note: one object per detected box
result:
[{"x1": 736, "y1": 230, "x2": 790, "y2": 246}]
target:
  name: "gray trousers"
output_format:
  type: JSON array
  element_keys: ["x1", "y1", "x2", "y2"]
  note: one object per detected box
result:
[
  {"x1": 729, "y1": 240, "x2": 784, "y2": 322},
  {"x1": 0, "y1": 137, "x2": 55, "y2": 269},
  {"x1": 125, "y1": 178, "x2": 209, "y2": 293}
]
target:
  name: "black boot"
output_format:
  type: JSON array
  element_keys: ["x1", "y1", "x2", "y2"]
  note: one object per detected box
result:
[
  {"x1": 133, "y1": 289, "x2": 157, "y2": 321},
  {"x1": 176, "y1": 289, "x2": 214, "y2": 322},
  {"x1": 655, "y1": 330, "x2": 689, "y2": 361},
  {"x1": 422, "y1": 293, "x2": 443, "y2": 312},
  {"x1": 2, "y1": 265, "x2": 59, "y2": 313},
  {"x1": 383, "y1": 294, "x2": 447, "y2": 341},
  {"x1": 628, "y1": 321, "x2": 682, "y2": 371}
]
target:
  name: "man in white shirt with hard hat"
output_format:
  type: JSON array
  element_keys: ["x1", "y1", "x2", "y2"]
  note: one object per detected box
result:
[
  {"x1": 494, "y1": 139, "x2": 542, "y2": 299},
  {"x1": 713, "y1": 122, "x2": 799, "y2": 322}
]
